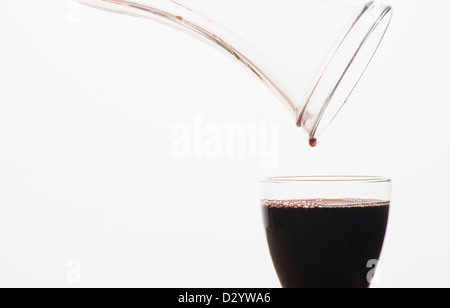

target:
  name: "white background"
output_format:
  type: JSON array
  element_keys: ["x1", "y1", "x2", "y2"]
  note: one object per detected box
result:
[{"x1": 0, "y1": 0, "x2": 448, "y2": 287}]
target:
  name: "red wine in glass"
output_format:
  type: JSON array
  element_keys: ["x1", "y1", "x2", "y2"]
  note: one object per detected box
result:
[{"x1": 262, "y1": 199, "x2": 390, "y2": 288}]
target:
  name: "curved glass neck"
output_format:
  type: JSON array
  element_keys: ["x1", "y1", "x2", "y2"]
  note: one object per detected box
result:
[{"x1": 78, "y1": 0, "x2": 392, "y2": 141}]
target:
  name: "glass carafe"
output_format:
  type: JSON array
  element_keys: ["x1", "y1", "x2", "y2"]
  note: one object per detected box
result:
[{"x1": 78, "y1": 0, "x2": 392, "y2": 141}]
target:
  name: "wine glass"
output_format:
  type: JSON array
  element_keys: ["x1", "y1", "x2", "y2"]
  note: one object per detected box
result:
[{"x1": 261, "y1": 176, "x2": 391, "y2": 288}]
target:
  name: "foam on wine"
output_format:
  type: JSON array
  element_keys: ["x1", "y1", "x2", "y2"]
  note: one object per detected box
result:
[{"x1": 262, "y1": 199, "x2": 390, "y2": 209}]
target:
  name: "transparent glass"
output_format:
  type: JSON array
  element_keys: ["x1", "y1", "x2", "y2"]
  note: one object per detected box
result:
[
  {"x1": 78, "y1": 0, "x2": 392, "y2": 141},
  {"x1": 261, "y1": 176, "x2": 391, "y2": 288}
]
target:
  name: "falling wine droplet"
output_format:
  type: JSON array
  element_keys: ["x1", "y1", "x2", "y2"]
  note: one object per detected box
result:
[{"x1": 309, "y1": 138, "x2": 317, "y2": 147}]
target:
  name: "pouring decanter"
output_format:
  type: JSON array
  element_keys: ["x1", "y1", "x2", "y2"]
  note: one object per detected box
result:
[{"x1": 77, "y1": 0, "x2": 392, "y2": 143}]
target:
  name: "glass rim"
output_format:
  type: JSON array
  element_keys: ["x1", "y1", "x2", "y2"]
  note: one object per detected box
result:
[{"x1": 261, "y1": 176, "x2": 391, "y2": 184}]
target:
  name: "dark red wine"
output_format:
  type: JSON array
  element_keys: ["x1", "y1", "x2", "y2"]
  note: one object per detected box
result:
[
  {"x1": 262, "y1": 199, "x2": 389, "y2": 288},
  {"x1": 309, "y1": 138, "x2": 317, "y2": 147}
]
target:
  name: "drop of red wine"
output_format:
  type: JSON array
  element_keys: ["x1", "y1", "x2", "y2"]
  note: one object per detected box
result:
[{"x1": 309, "y1": 138, "x2": 317, "y2": 147}]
